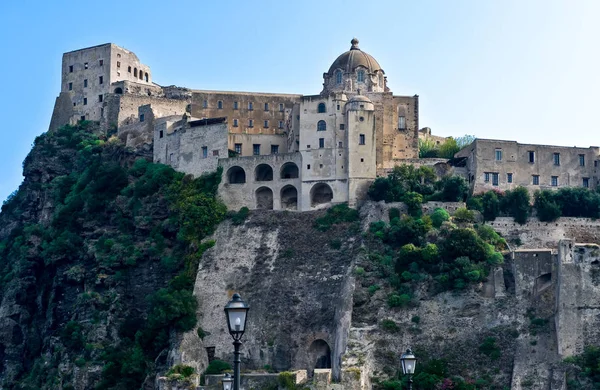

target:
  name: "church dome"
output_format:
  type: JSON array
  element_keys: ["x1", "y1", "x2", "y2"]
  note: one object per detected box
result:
[{"x1": 327, "y1": 38, "x2": 383, "y2": 75}]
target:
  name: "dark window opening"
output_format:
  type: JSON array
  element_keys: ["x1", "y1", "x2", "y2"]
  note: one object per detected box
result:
[
  {"x1": 69, "y1": 65, "x2": 73, "y2": 73},
  {"x1": 159, "y1": 130, "x2": 164, "y2": 138},
  {"x1": 317, "y1": 120, "x2": 326, "y2": 131},
  {"x1": 281, "y1": 162, "x2": 299, "y2": 179},
  {"x1": 318, "y1": 103, "x2": 326, "y2": 113},
  {"x1": 98, "y1": 94, "x2": 103, "y2": 102},
  {"x1": 99, "y1": 76, "x2": 103, "y2": 85},
  {"x1": 359, "y1": 134, "x2": 365, "y2": 145},
  {"x1": 227, "y1": 166, "x2": 246, "y2": 184},
  {"x1": 140, "y1": 114, "x2": 145, "y2": 122}
]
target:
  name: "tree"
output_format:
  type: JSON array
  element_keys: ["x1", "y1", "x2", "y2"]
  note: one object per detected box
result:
[
  {"x1": 439, "y1": 176, "x2": 469, "y2": 202},
  {"x1": 482, "y1": 191, "x2": 500, "y2": 221},
  {"x1": 534, "y1": 190, "x2": 561, "y2": 222},
  {"x1": 431, "y1": 208, "x2": 450, "y2": 228},
  {"x1": 367, "y1": 164, "x2": 435, "y2": 202},
  {"x1": 438, "y1": 138, "x2": 460, "y2": 159},
  {"x1": 503, "y1": 186, "x2": 530, "y2": 224}
]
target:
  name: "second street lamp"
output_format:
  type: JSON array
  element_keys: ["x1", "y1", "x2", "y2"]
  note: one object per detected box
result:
[
  {"x1": 400, "y1": 348, "x2": 417, "y2": 390},
  {"x1": 221, "y1": 373, "x2": 233, "y2": 390},
  {"x1": 224, "y1": 293, "x2": 250, "y2": 390}
]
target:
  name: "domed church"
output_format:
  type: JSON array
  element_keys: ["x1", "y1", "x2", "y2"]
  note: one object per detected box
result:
[{"x1": 54, "y1": 38, "x2": 422, "y2": 211}]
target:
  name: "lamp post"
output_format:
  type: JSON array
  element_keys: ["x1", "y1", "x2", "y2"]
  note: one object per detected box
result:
[
  {"x1": 222, "y1": 373, "x2": 233, "y2": 390},
  {"x1": 224, "y1": 293, "x2": 250, "y2": 390},
  {"x1": 400, "y1": 348, "x2": 417, "y2": 390}
]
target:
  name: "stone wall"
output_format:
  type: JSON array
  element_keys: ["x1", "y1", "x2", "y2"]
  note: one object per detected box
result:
[{"x1": 486, "y1": 217, "x2": 600, "y2": 248}]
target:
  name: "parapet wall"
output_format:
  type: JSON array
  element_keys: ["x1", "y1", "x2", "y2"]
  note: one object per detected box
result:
[{"x1": 487, "y1": 217, "x2": 600, "y2": 248}]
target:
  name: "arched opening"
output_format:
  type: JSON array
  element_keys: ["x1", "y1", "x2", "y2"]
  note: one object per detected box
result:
[
  {"x1": 255, "y1": 164, "x2": 273, "y2": 182},
  {"x1": 317, "y1": 120, "x2": 326, "y2": 131},
  {"x1": 134, "y1": 68, "x2": 138, "y2": 77},
  {"x1": 309, "y1": 339, "x2": 331, "y2": 370},
  {"x1": 335, "y1": 70, "x2": 343, "y2": 85},
  {"x1": 281, "y1": 185, "x2": 298, "y2": 210},
  {"x1": 310, "y1": 183, "x2": 333, "y2": 207},
  {"x1": 139, "y1": 71, "x2": 143, "y2": 80},
  {"x1": 145, "y1": 72, "x2": 149, "y2": 82},
  {"x1": 280, "y1": 162, "x2": 299, "y2": 179},
  {"x1": 317, "y1": 103, "x2": 326, "y2": 113},
  {"x1": 256, "y1": 187, "x2": 273, "y2": 210},
  {"x1": 114, "y1": 87, "x2": 123, "y2": 94},
  {"x1": 227, "y1": 166, "x2": 246, "y2": 184}
]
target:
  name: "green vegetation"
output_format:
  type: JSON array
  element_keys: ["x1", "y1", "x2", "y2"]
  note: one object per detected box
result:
[
  {"x1": 230, "y1": 206, "x2": 250, "y2": 225},
  {"x1": 368, "y1": 165, "x2": 469, "y2": 207},
  {"x1": 204, "y1": 359, "x2": 232, "y2": 375},
  {"x1": 380, "y1": 319, "x2": 400, "y2": 332},
  {"x1": 468, "y1": 186, "x2": 531, "y2": 224},
  {"x1": 534, "y1": 187, "x2": 600, "y2": 222},
  {"x1": 314, "y1": 203, "x2": 359, "y2": 231},
  {"x1": 565, "y1": 346, "x2": 600, "y2": 388},
  {"x1": 430, "y1": 208, "x2": 450, "y2": 228},
  {"x1": 0, "y1": 122, "x2": 226, "y2": 389},
  {"x1": 479, "y1": 337, "x2": 501, "y2": 360},
  {"x1": 166, "y1": 364, "x2": 196, "y2": 379},
  {"x1": 418, "y1": 135, "x2": 475, "y2": 159}
]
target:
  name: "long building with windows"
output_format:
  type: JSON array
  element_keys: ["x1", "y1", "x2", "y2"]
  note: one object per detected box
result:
[{"x1": 454, "y1": 139, "x2": 600, "y2": 194}]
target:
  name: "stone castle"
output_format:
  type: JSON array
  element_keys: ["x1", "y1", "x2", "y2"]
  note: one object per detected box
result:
[{"x1": 50, "y1": 40, "x2": 600, "y2": 211}]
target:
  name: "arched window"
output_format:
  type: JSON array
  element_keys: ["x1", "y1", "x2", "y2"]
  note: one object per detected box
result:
[
  {"x1": 280, "y1": 162, "x2": 299, "y2": 179},
  {"x1": 139, "y1": 71, "x2": 143, "y2": 80},
  {"x1": 114, "y1": 87, "x2": 123, "y2": 94},
  {"x1": 134, "y1": 68, "x2": 138, "y2": 77},
  {"x1": 255, "y1": 187, "x2": 273, "y2": 210},
  {"x1": 255, "y1": 164, "x2": 273, "y2": 181},
  {"x1": 317, "y1": 103, "x2": 326, "y2": 113},
  {"x1": 357, "y1": 70, "x2": 365, "y2": 83},
  {"x1": 310, "y1": 183, "x2": 333, "y2": 207},
  {"x1": 145, "y1": 73, "x2": 149, "y2": 82},
  {"x1": 317, "y1": 120, "x2": 326, "y2": 131},
  {"x1": 227, "y1": 166, "x2": 246, "y2": 184},
  {"x1": 335, "y1": 70, "x2": 343, "y2": 85}
]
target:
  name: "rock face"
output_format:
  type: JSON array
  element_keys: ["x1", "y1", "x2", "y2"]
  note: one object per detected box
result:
[
  {"x1": 171, "y1": 211, "x2": 361, "y2": 381},
  {"x1": 167, "y1": 202, "x2": 600, "y2": 390}
]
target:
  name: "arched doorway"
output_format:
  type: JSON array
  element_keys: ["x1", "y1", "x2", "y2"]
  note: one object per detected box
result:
[
  {"x1": 114, "y1": 87, "x2": 123, "y2": 94},
  {"x1": 256, "y1": 187, "x2": 273, "y2": 210},
  {"x1": 280, "y1": 162, "x2": 299, "y2": 179},
  {"x1": 310, "y1": 183, "x2": 333, "y2": 207},
  {"x1": 309, "y1": 339, "x2": 331, "y2": 370},
  {"x1": 255, "y1": 164, "x2": 273, "y2": 182},
  {"x1": 227, "y1": 166, "x2": 246, "y2": 184},
  {"x1": 280, "y1": 185, "x2": 298, "y2": 210}
]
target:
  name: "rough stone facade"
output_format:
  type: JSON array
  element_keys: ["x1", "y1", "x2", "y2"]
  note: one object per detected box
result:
[{"x1": 455, "y1": 138, "x2": 600, "y2": 194}]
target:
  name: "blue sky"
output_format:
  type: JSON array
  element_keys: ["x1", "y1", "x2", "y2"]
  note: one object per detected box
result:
[{"x1": 1, "y1": 0, "x2": 599, "y2": 203}]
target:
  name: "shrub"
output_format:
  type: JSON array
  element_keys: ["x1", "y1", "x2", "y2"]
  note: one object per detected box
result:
[
  {"x1": 367, "y1": 165, "x2": 435, "y2": 202},
  {"x1": 452, "y1": 207, "x2": 475, "y2": 223},
  {"x1": 430, "y1": 208, "x2": 450, "y2": 228},
  {"x1": 482, "y1": 191, "x2": 500, "y2": 221},
  {"x1": 479, "y1": 337, "x2": 501, "y2": 360},
  {"x1": 534, "y1": 191, "x2": 561, "y2": 222},
  {"x1": 439, "y1": 176, "x2": 469, "y2": 202},
  {"x1": 354, "y1": 267, "x2": 366, "y2": 276},
  {"x1": 230, "y1": 207, "x2": 250, "y2": 225},
  {"x1": 314, "y1": 203, "x2": 359, "y2": 231},
  {"x1": 204, "y1": 360, "x2": 231, "y2": 375},
  {"x1": 167, "y1": 364, "x2": 196, "y2": 378},
  {"x1": 403, "y1": 191, "x2": 423, "y2": 217},
  {"x1": 387, "y1": 293, "x2": 411, "y2": 308},
  {"x1": 381, "y1": 319, "x2": 400, "y2": 332},
  {"x1": 502, "y1": 186, "x2": 530, "y2": 224}
]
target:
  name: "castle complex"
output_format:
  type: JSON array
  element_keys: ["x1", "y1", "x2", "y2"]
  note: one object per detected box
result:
[{"x1": 50, "y1": 40, "x2": 600, "y2": 211}]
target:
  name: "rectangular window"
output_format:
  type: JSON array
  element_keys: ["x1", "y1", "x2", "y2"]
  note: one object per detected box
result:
[
  {"x1": 234, "y1": 143, "x2": 242, "y2": 154},
  {"x1": 233, "y1": 119, "x2": 238, "y2": 127},
  {"x1": 84, "y1": 62, "x2": 88, "y2": 69},
  {"x1": 202, "y1": 99, "x2": 208, "y2": 108},
  {"x1": 217, "y1": 100, "x2": 223, "y2": 109},
  {"x1": 278, "y1": 121, "x2": 284, "y2": 129},
  {"x1": 271, "y1": 145, "x2": 279, "y2": 154},
  {"x1": 202, "y1": 146, "x2": 208, "y2": 159},
  {"x1": 339, "y1": 142, "x2": 343, "y2": 148},
  {"x1": 69, "y1": 65, "x2": 73, "y2": 73},
  {"x1": 99, "y1": 76, "x2": 103, "y2": 85},
  {"x1": 84, "y1": 79, "x2": 88, "y2": 88},
  {"x1": 307, "y1": 145, "x2": 311, "y2": 149},
  {"x1": 307, "y1": 164, "x2": 311, "y2": 170},
  {"x1": 359, "y1": 134, "x2": 365, "y2": 145},
  {"x1": 117, "y1": 61, "x2": 121, "y2": 68},
  {"x1": 507, "y1": 173, "x2": 513, "y2": 183},
  {"x1": 83, "y1": 97, "x2": 87, "y2": 105},
  {"x1": 337, "y1": 104, "x2": 340, "y2": 110},
  {"x1": 319, "y1": 138, "x2": 325, "y2": 148},
  {"x1": 140, "y1": 114, "x2": 145, "y2": 122},
  {"x1": 579, "y1": 154, "x2": 585, "y2": 166},
  {"x1": 264, "y1": 103, "x2": 269, "y2": 111},
  {"x1": 68, "y1": 82, "x2": 72, "y2": 91},
  {"x1": 551, "y1": 176, "x2": 558, "y2": 186},
  {"x1": 80, "y1": 115, "x2": 86, "y2": 121},
  {"x1": 248, "y1": 102, "x2": 253, "y2": 110},
  {"x1": 583, "y1": 177, "x2": 590, "y2": 188},
  {"x1": 99, "y1": 59, "x2": 103, "y2": 66},
  {"x1": 98, "y1": 94, "x2": 103, "y2": 102},
  {"x1": 264, "y1": 120, "x2": 269, "y2": 128},
  {"x1": 528, "y1": 151, "x2": 535, "y2": 163},
  {"x1": 533, "y1": 175, "x2": 540, "y2": 185},
  {"x1": 249, "y1": 119, "x2": 254, "y2": 128},
  {"x1": 398, "y1": 116, "x2": 406, "y2": 130},
  {"x1": 233, "y1": 101, "x2": 238, "y2": 110},
  {"x1": 340, "y1": 124, "x2": 345, "y2": 130},
  {"x1": 492, "y1": 173, "x2": 499, "y2": 186},
  {"x1": 554, "y1": 153, "x2": 560, "y2": 166},
  {"x1": 253, "y1": 144, "x2": 260, "y2": 155},
  {"x1": 495, "y1": 149, "x2": 502, "y2": 161},
  {"x1": 159, "y1": 130, "x2": 164, "y2": 138},
  {"x1": 279, "y1": 103, "x2": 284, "y2": 112},
  {"x1": 100, "y1": 107, "x2": 104, "y2": 117},
  {"x1": 213, "y1": 150, "x2": 219, "y2": 156},
  {"x1": 169, "y1": 153, "x2": 174, "y2": 162},
  {"x1": 484, "y1": 172, "x2": 490, "y2": 182}
]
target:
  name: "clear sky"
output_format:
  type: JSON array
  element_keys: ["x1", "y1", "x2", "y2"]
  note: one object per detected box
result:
[{"x1": 1, "y1": 0, "x2": 599, "y2": 203}]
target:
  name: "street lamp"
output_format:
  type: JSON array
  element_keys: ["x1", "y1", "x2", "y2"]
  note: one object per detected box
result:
[
  {"x1": 224, "y1": 293, "x2": 250, "y2": 390},
  {"x1": 400, "y1": 348, "x2": 417, "y2": 390},
  {"x1": 221, "y1": 373, "x2": 233, "y2": 390}
]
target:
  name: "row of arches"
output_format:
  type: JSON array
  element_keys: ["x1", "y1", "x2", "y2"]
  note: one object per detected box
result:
[
  {"x1": 227, "y1": 162, "x2": 299, "y2": 184},
  {"x1": 253, "y1": 183, "x2": 333, "y2": 210},
  {"x1": 131, "y1": 67, "x2": 149, "y2": 82}
]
